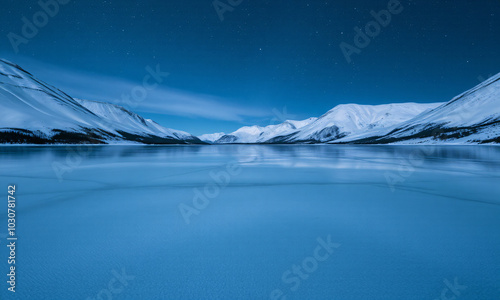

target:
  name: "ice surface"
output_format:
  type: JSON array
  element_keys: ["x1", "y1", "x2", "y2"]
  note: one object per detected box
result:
[{"x1": 0, "y1": 145, "x2": 499, "y2": 300}]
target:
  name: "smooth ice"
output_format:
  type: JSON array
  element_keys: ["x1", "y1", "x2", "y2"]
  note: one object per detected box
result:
[{"x1": 0, "y1": 145, "x2": 499, "y2": 300}]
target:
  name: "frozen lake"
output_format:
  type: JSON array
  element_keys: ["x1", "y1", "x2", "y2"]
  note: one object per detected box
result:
[{"x1": 0, "y1": 145, "x2": 499, "y2": 300}]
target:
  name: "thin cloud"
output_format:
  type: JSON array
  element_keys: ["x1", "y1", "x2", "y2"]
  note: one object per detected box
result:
[{"x1": 2, "y1": 55, "x2": 270, "y2": 122}]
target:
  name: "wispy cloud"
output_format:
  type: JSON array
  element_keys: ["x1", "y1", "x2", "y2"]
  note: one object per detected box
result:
[
  {"x1": 2, "y1": 55, "x2": 270, "y2": 122},
  {"x1": 136, "y1": 88, "x2": 268, "y2": 122}
]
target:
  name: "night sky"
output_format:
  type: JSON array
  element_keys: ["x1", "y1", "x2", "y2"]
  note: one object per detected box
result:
[{"x1": 1, "y1": 0, "x2": 499, "y2": 135}]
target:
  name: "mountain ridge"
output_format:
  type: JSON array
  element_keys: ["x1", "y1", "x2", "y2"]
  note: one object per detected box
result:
[
  {"x1": 0, "y1": 59, "x2": 204, "y2": 145},
  {"x1": 199, "y1": 73, "x2": 500, "y2": 145},
  {"x1": 1, "y1": 58, "x2": 499, "y2": 145}
]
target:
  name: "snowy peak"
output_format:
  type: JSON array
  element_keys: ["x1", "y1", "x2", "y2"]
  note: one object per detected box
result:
[
  {"x1": 429, "y1": 73, "x2": 500, "y2": 127},
  {"x1": 75, "y1": 99, "x2": 195, "y2": 141},
  {"x1": 0, "y1": 59, "x2": 106, "y2": 135},
  {"x1": 0, "y1": 59, "x2": 33, "y2": 78},
  {"x1": 213, "y1": 117, "x2": 318, "y2": 144},
  {"x1": 282, "y1": 118, "x2": 318, "y2": 130},
  {"x1": 233, "y1": 125, "x2": 265, "y2": 135},
  {"x1": 446, "y1": 72, "x2": 500, "y2": 108},
  {"x1": 354, "y1": 72, "x2": 500, "y2": 144},
  {"x1": 283, "y1": 102, "x2": 442, "y2": 143},
  {"x1": 2, "y1": 58, "x2": 498, "y2": 145},
  {"x1": 0, "y1": 59, "x2": 203, "y2": 144},
  {"x1": 198, "y1": 132, "x2": 226, "y2": 143},
  {"x1": 202, "y1": 102, "x2": 443, "y2": 144},
  {"x1": 323, "y1": 103, "x2": 440, "y2": 129}
]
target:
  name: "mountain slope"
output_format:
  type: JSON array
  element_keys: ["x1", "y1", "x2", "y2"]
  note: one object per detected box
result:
[
  {"x1": 198, "y1": 132, "x2": 225, "y2": 143},
  {"x1": 214, "y1": 117, "x2": 318, "y2": 144},
  {"x1": 267, "y1": 103, "x2": 442, "y2": 143},
  {"x1": 0, "y1": 59, "x2": 203, "y2": 144},
  {"x1": 3, "y1": 58, "x2": 498, "y2": 145},
  {"x1": 75, "y1": 99, "x2": 200, "y2": 142},
  {"x1": 198, "y1": 74, "x2": 500, "y2": 145},
  {"x1": 342, "y1": 73, "x2": 500, "y2": 144}
]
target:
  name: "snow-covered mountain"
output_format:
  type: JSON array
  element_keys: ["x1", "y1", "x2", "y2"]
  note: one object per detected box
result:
[
  {"x1": 200, "y1": 73, "x2": 500, "y2": 145},
  {"x1": 337, "y1": 73, "x2": 500, "y2": 144},
  {"x1": 203, "y1": 103, "x2": 441, "y2": 144},
  {"x1": 268, "y1": 103, "x2": 442, "y2": 143},
  {"x1": 0, "y1": 59, "x2": 203, "y2": 144},
  {"x1": 2, "y1": 57, "x2": 498, "y2": 145},
  {"x1": 75, "y1": 99, "x2": 197, "y2": 141},
  {"x1": 213, "y1": 117, "x2": 318, "y2": 144},
  {"x1": 198, "y1": 132, "x2": 226, "y2": 143}
]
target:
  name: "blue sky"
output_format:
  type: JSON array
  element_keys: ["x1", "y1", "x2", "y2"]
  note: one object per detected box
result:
[{"x1": 1, "y1": 0, "x2": 499, "y2": 135}]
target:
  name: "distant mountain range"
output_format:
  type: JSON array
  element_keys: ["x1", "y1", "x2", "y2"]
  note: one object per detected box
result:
[
  {"x1": 199, "y1": 118, "x2": 319, "y2": 144},
  {"x1": 1, "y1": 58, "x2": 499, "y2": 145},
  {"x1": 201, "y1": 73, "x2": 500, "y2": 145},
  {"x1": 203, "y1": 103, "x2": 442, "y2": 144}
]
